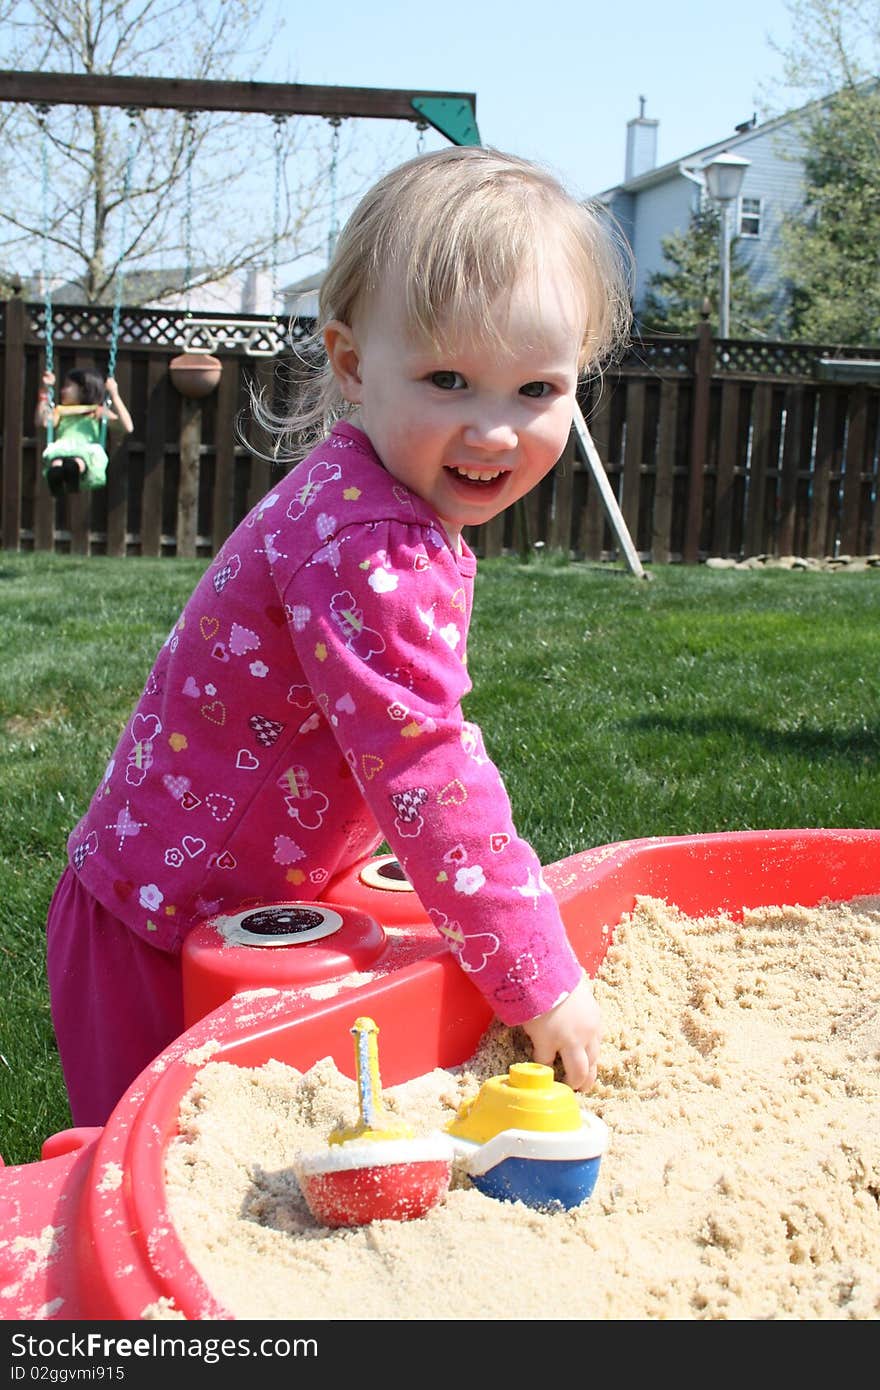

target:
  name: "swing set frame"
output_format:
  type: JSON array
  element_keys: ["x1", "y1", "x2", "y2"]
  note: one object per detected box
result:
[
  {"x1": 18, "y1": 70, "x2": 481, "y2": 372},
  {"x1": 0, "y1": 69, "x2": 481, "y2": 143}
]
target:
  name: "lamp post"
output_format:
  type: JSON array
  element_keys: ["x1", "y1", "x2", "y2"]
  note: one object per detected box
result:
[{"x1": 703, "y1": 152, "x2": 750, "y2": 338}]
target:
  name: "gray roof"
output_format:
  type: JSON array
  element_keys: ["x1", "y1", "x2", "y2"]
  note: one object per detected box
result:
[{"x1": 596, "y1": 89, "x2": 845, "y2": 200}]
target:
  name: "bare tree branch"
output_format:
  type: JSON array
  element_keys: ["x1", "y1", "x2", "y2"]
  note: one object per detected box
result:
[{"x1": 0, "y1": 0, "x2": 347, "y2": 303}]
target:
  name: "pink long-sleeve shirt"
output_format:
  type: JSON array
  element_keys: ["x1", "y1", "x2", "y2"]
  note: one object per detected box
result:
[{"x1": 68, "y1": 421, "x2": 582, "y2": 1024}]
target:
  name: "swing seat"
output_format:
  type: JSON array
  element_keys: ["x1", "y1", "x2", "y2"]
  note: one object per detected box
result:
[{"x1": 42, "y1": 439, "x2": 109, "y2": 491}]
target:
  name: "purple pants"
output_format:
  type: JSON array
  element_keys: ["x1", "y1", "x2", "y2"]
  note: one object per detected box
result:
[{"x1": 46, "y1": 867, "x2": 184, "y2": 1128}]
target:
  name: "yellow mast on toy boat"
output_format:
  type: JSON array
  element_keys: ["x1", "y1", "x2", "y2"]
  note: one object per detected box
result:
[{"x1": 329, "y1": 1017, "x2": 413, "y2": 1145}]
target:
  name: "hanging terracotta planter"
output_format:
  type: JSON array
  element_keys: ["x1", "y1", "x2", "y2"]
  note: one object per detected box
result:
[{"x1": 169, "y1": 352, "x2": 222, "y2": 399}]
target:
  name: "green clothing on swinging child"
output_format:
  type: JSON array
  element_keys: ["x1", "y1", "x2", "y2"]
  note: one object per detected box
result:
[{"x1": 42, "y1": 411, "x2": 108, "y2": 490}]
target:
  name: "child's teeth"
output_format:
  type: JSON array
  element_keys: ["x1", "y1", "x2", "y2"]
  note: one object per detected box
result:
[{"x1": 456, "y1": 468, "x2": 501, "y2": 481}]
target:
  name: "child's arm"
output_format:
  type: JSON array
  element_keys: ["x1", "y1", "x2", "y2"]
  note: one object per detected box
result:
[
  {"x1": 287, "y1": 517, "x2": 597, "y2": 1086},
  {"x1": 35, "y1": 370, "x2": 55, "y2": 429},
  {"x1": 103, "y1": 377, "x2": 134, "y2": 434},
  {"x1": 521, "y1": 974, "x2": 603, "y2": 1092}
]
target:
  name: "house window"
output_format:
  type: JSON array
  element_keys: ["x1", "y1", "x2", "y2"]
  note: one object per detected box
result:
[{"x1": 740, "y1": 196, "x2": 762, "y2": 237}]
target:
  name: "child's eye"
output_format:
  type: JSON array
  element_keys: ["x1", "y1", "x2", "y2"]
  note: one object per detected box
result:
[
  {"x1": 520, "y1": 381, "x2": 552, "y2": 399},
  {"x1": 429, "y1": 371, "x2": 466, "y2": 390}
]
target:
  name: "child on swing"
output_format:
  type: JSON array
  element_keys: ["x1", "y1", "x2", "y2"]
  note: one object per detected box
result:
[
  {"x1": 47, "y1": 145, "x2": 633, "y2": 1126},
  {"x1": 37, "y1": 366, "x2": 133, "y2": 496}
]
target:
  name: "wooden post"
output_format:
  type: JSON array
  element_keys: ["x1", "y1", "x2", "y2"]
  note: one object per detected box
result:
[
  {"x1": 777, "y1": 384, "x2": 804, "y2": 555},
  {"x1": 69, "y1": 351, "x2": 94, "y2": 555},
  {"x1": 512, "y1": 497, "x2": 531, "y2": 560},
  {"x1": 807, "y1": 387, "x2": 837, "y2": 560},
  {"x1": 141, "y1": 358, "x2": 168, "y2": 557},
  {"x1": 580, "y1": 389, "x2": 611, "y2": 560},
  {"x1": 840, "y1": 385, "x2": 867, "y2": 555},
  {"x1": 651, "y1": 378, "x2": 679, "y2": 564},
  {"x1": 105, "y1": 355, "x2": 133, "y2": 556},
  {"x1": 549, "y1": 429, "x2": 577, "y2": 553},
  {"x1": 245, "y1": 359, "x2": 274, "y2": 517},
  {"x1": 2, "y1": 292, "x2": 25, "y2": 551},
  {"x1": 620, "y1": 379, "x2": 645, "y2": 544},
  {"x1": 177, "y1": 397, "x2": 201, "y2": 557},
  {"x1": 713, "y1": 380, "x2": 740, "y2": 557},
  {"x1": 212, "y1": 358, "x2": 239, "y2": 552},
  {"x1": 683, "y1": 314, "x2": 713, "y2": 564},
  {"x1": 745, "y1": 384, "x2": 773, "y2": 557}
]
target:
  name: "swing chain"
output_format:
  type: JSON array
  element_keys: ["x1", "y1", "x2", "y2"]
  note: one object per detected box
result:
[
  {"x1": 182, "y1": 110, "x2": 198, "y2": 318},
  {"x1": 271, "y1": 114, "x2": 287, "y2": 315},
  {"x1": 326, "y1": 116, "x2": 343, "y2": 265},
  {"x1": 36, "y1": 104, "x2": 55, "y2": 424},
  {"x1": 105, "y1": 109, "x2": 140, "y2": 405},
  {"x1": 416, "y1": 119, "x2": 429, "y2": 155}
]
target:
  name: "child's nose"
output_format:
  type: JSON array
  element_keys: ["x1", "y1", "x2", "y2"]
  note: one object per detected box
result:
[{"x1": 462, "y1": 412, "x2": 517, "y2": 451}]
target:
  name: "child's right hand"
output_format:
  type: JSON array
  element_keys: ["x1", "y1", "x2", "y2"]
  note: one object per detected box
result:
[
  {"x1": 521, "y1": 973, "x2": 603, "y2": 1093},
  {"x1": 42, "y1": 371, "x2": 55, "y2": 386}
]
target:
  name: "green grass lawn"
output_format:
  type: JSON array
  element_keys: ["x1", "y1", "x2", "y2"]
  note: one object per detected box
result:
[{"x1": 1, "y1": 552, "x2": 878, "y2": 1164}]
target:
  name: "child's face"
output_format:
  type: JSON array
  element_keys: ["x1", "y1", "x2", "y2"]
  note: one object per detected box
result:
[
  {"x1": 325, "y1": 245, "x2": 585, "y2": 543},
  {"x1": 60, "y1": 378, "x2": 81, "y2": 405}
]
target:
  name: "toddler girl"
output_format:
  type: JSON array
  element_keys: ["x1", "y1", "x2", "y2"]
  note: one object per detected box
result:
[
  {"x1": 37, "y1": 366, "x2": 133, "y2": 495},
  {"x1": 47, "y1": 145, "x2": 633, "y2": 1126}
]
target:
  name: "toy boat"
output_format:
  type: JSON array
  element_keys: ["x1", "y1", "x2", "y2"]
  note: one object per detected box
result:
[
  {"x1": 446, "y1": 1061, "x2": 609, "y2": 1210},
  {"x1": 294, "y1": 1016, "x2": 453, "y2": 1228}
]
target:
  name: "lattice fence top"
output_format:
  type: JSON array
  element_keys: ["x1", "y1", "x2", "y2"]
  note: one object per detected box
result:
[
  {"x1": 7, "y1": 301, "x2": 879, "y2": 378},
  {"x1": 711, "y1": 339, "x2": 880, "y2": 378},
  {"x1": 19, "y1": 302, "x2": 315, "y2": 357},
  {"x1": 716, "y1": 341, "x2": 826, "y2": 377},
  {"x1": 621, "y1": 337, "x2": 693, "y2": 375},
  {"x1": 620, "y1": 335, "x2": 880, "y2": 380}
]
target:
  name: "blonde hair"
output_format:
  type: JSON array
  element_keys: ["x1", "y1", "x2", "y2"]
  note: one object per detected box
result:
[{"x1": 259, "y1": 145, "x2": 633, "y2": 461}]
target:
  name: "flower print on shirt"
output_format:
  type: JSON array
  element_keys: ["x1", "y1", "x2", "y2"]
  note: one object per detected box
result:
[{"x1": 366, "y1": 549, "x2": 399, "y2": 594}]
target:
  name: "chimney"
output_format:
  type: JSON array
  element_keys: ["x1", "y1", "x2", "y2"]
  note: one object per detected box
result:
[
  {"x1": 625, "y1": 96, "x2": 659, "y2": 181},
  {"x1": 242, "y1": 265, "x2": 274, "y2": 315}
]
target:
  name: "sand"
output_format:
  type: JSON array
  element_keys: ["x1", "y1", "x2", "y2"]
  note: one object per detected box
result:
[{"x1": 156, "y1": 894, "x2": 880, "y2": 1321}]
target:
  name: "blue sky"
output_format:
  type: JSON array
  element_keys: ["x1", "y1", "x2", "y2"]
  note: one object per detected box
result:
[{"x1": 263, "y1": 0, "x2": 803, "y2": 201}]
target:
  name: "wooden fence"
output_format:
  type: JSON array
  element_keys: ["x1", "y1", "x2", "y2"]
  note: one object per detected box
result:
[{"x1": 2, "y1": 293, "x2": 879, "y2": 563}]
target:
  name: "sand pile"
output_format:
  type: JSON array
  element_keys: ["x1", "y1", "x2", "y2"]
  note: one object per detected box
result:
[{"x1": 156, "y1": 894, "x2": 880, "y2": 1320}]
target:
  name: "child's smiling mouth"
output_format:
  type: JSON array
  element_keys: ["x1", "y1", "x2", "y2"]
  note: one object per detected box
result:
[{"x1": 448, "y1": 466, "x2": 505, "y2": 484}]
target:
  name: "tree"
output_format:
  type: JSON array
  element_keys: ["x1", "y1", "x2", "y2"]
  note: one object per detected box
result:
[
  {"x1": 639, "y1": 203, "x2": 774, "y2": 338},
  {"x1": 769, "y1": 0, "x2": 880, "y2": 343},
  {"x1": 780, "y1": 84, "x2": 880, "y2": 344},
  {"x1": 0, "y1": 0, "x2": 351, "y2": 305},
  {"x1": 767, "y1": 0, "x2": 878, "y2": 96}
]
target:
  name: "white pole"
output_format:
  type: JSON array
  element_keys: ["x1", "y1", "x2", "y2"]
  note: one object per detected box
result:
[{"x1": 570, "y1": 401, "x2": 647, "y2": 580}]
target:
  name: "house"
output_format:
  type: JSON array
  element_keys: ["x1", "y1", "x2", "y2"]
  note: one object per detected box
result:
[
  {"x1": 18, "y1": 265, "x2": 277, "y2": 314},
  {"x1": 281, "y1": 270, "x2": 322, "y2": 320},
  {"x1": 597, "y1": 97, "x2": 816, "y2": 328}
]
